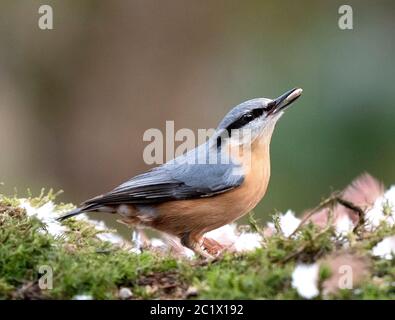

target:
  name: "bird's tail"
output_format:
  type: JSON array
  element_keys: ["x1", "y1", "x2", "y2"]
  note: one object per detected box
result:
[{"x1": 57, "y1": 205, "x2": 93, "y2": 222}]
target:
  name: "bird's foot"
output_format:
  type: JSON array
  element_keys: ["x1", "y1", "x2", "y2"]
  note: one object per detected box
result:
[
  {"x1": 181, "y1": 233, "x2": 221, "y2": 260},
  {"x1": 191, "y1": 237, "x2": 227, "y2": 261},
  {"x1": 195, "y1": 246, "x2": 215, "y2": 260},
  {"x1": 202, "y1": 237, "x2": 225, "y2": 256}
]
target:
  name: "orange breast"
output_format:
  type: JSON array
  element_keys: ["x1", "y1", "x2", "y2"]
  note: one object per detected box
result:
[{"x1": 151, "y1": 138, "x2": 271, "y2": 237}]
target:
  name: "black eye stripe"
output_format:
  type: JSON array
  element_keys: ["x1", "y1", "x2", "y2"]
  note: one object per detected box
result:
[
  {"x1": 252, "y1": 108, "x2": 264, "y2": 117},
  {"x1": 225, "y1": 108, "x2": 264, "y2": 133}
]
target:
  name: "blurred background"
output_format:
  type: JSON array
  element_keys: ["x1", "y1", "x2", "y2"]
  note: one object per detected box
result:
[{"x1": 1, "y1": 0, "x2": 394, "y2": 228}]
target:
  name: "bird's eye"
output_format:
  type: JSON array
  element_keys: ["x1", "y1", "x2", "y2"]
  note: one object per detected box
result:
[
  {"x1": 224, "y1": 109, "x2": 262, "y2": 134},
  {"x1": 242, "y1": 113, "x2": 254, "y2": 120}
]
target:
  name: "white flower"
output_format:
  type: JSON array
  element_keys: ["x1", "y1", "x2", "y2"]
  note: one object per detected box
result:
[
  {"x1": 19, "y1": 200, "x2": 127, "y2": 246},
  {"x1": 291, "y1": 263, "x2": 320, "y2": 299},
  {"x1": 19, "y1": 199, "x2": 67, "y2": 237},
  {"x1": 366, "y1": 186, "x2": 395, "y2": 229},
  {"x1": 280, "y1": 210, "x2": 302, "y2": 236},
  {"x1": 234, "y1": 232, "x2": 262, "y2": 252},
  {"x1": 96, "y1": 232, "x2": 125, "y2": 245},
  {"x1": 150, "y1": 238, "x2": 166, "y2": 248},
  {"x1": 385, "y1": 185, "x2": 395, "y2": 203},
  {"x1": 335, "y1": 215, "x2": 354, "y2": 236},
  {"x1": 204, "y1": 224, "x2": 262, "y2": 253},
  {"x1": 372, "y1": 236, "x2": 395, "y2": 260},
  {"x1": 267, "y1": 210, "x2": 301, "y2": 237},
  {"x1": 76, "y1": 213, "x2": 125, "y2": 246},
  {"x1": 204, "y1": 224, "x2": 238, "y2": 247}
]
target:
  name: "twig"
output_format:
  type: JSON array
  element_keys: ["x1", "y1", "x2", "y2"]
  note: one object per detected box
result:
[
  {"x1": 288, "y1": 192, "x2": 341, "y2": 238},
  {"x1": 281, "y1": 220, "x2": 334, "y2": 263},
  {"x1": 334, "y1": 198, "x2": 365, "y2": 234},
  {"x1": 288, "y1": 192, "x2": 366, "y2": 238}
]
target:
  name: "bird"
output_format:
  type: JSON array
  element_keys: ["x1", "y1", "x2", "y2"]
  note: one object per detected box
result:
[{"x1": 58, "y1": 88, "x2": 303, "y2": 257}]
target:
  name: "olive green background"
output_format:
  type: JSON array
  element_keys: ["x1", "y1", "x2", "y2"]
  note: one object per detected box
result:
[{"x1": 1, "y1": 1, "x2": 394, "y2": 225}]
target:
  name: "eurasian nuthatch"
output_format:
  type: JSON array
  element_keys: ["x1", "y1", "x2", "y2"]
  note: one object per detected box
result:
[{"x1": 59, "y1": 88, "x2": 303, "y2": 257}]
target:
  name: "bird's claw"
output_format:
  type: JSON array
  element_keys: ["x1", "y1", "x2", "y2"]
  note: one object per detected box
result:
[{"x1": 202, "y1": 237, "x2": 225, "y2": 256}]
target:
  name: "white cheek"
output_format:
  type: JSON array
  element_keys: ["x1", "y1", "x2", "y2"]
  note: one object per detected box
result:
[
  {"x1": 264, "y1": 112, "x2": 283, "y2": 123},
  {"x1": 258, "y1": 115, "x2": 281, "y2": 140}
]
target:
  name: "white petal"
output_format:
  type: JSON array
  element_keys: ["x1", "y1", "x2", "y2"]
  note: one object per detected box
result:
[
  {"x1": 335, "y1": 215, "x2": 354, "y2": 236},
  {"x1": 35, "y1": 201, "x2": 55, "y2": 220},
  {"x1": 19, "y1": 199, "x2": 38, "y2": 217},
  {"x1": 45, "y1": 221, "x2": 68, "y2": 237},
  {"x1": 384, "y1": 185, "x2": 395, "y2": 203},
  {"x1": 96, "y1": 232, "x2": 125, "y2": 245},
  {"x1": 292, "y1": 263, "x2": 320, "y2": 299},
  {"x1": 234, "y1": 232, "x2": 262, "y2": 252},
  {"x1": 204, "y1": 224, "x2": 238, "y2": 247},
  {"x1": 372, "y1": 236, "x2": 395, "y2": 260},
  {"x1": 150, "y1": 238, "x2": 166, "y2": 248},
  {"x1": 365, "y1": 186, "x2": 395, "y2": 229},
  {"x1": 19, "y1": 199, "x2": 66, "y2": 237},
  {"x1": 280, "y1": 210, "x2": 301, "y2": 237}
]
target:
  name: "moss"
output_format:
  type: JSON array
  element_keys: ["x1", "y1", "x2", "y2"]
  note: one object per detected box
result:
[
  {"x1": 0, "y1": 191, "x2": 394, "y2": 299},
  {"x1": 319, "y1": 263, "x2": 332, "y2": 282}
]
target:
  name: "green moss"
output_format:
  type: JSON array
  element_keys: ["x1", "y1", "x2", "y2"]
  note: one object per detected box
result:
[
  {"x1": 319, "y1": 263, "x2": 332, "y2": 282},
  {"x1": 0, "y1": 191, "x2": 394, "y2": 299},
  {"x1": 0, "y1": 196, "x2": 182, "y2": 299}
]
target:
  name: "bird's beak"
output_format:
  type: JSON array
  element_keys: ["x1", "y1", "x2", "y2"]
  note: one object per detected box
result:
[{"x1": 267, "y1": 88, "x2": 303, "y2": 115}]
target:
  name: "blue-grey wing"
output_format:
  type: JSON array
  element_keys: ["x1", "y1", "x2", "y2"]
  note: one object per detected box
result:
[{"x1": 83, "y1": 144, "x2": 244, "y2": 207}]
